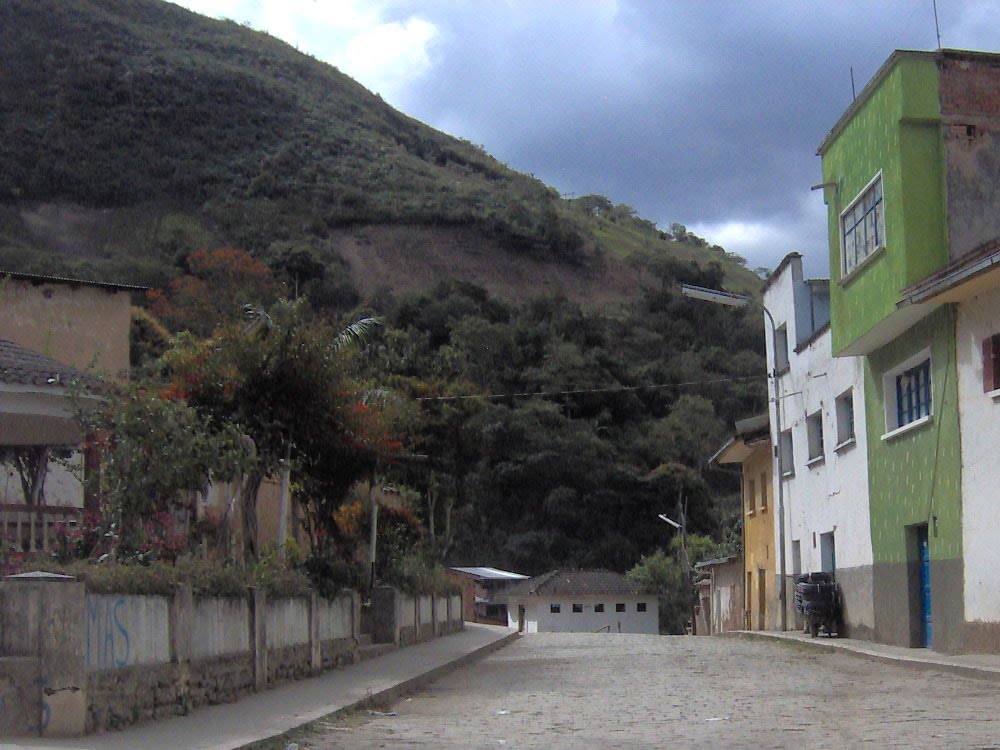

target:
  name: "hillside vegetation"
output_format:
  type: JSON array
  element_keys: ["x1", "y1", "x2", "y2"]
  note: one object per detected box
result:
[{"x1": 0, "y1": 0, "x2": 759, "y2": 301}]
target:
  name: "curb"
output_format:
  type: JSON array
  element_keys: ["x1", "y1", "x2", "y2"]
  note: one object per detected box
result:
[
  {"x1": 730, "y1": 630, "x2": 1000, "y2": 684},
  {"x1": 237, "y1": 630, "x2": 520, "y2": 749}
]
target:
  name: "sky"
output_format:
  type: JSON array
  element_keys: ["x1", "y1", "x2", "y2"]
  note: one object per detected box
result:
[{"x1": 169, "y1": 0, "x2": 1000, "y2": 277}]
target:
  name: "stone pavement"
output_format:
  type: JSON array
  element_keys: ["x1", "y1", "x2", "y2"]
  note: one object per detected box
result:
[
  {"x1": 299, "y1": 632, "x2": 1000, "y2": 749},
  {"x1": 2, "y1": 623, "x2": 518, "y2": 750},
  {"x1": 739, "y1": 629, "x2": 1000, "y2": 682}
]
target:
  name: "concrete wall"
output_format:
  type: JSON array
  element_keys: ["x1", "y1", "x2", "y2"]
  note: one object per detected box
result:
[
  {"x1": 191, "y1": 597, "x2": 249, "y2": 659},
  {"x1": 507, "y1": 595, "x2": 658, "y2": 634},
  {"x1": 369, "y1": 587, "x2": 464, "y2": 647},
  {"x1": 85, "y1": 594, "x2": 170, "y2": 670},
  {"x1": 956, "y1": 288, "x2": 1000, "y2": 650},
  {"x1": 765, "y1": 255, "x2": 874, "y2": 638}
]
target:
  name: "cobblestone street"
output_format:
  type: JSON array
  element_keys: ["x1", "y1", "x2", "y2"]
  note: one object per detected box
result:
[{"x1": 301, "y1": 633, "x2": 1000, "y2": 749}]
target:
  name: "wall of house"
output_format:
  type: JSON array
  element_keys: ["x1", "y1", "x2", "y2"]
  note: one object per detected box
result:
[
  {"x1": 709, "y1": 560, "x2": 744, "y2": 634},
  {"x1": 0, "y1": 279, "x2": 132, "y2": 380},
  {"x1": 742, "y1": 442, "x2": 776, "y2": 630},
  {"x1": 765, "y1": 258, "x2": 874, "y2": 639},
  {"x1": 821, "y1": 54, "x2": 945, "y2": 355},
  {"x1": 865, "y1": 307, "x2": 964, "y2": 652},
  {"x1": 507, "y1": 595, "x2": 658, "y2": 634},
  {"x1": 941, "y1": 53, "x2": 1000, "y2": 260},
  {"x1": 956, "y1": 289, "x2": 1000, "y2": 650}
]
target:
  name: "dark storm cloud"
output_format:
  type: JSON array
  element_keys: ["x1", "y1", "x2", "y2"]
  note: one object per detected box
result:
[{"x1": 390, "y1": 0, "x2": 1000, "y2": 275}]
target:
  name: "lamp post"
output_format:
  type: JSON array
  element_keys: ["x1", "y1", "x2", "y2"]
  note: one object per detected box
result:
[{"x1": 680, "y1": 283, "x2": 787, "y2": 632}]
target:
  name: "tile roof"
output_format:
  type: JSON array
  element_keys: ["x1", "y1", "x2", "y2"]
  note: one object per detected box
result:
[
  {"x1": 506, "y1": 568, "x2": 647, "y2": 597},
  {"x1": 0, "y1": 339, "x2": 99, "y2": 389}
]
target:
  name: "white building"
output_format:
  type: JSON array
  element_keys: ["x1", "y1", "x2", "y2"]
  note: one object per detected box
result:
[
  {"x1": 764, "y1": 253, "x2": 874, "y2": 638},
  {"x1": 504, "y1": 569, "x2": 658, "y2": 635},
  {"x1": 902, "y1": 241, "x2": 1000, "y2": 652}
]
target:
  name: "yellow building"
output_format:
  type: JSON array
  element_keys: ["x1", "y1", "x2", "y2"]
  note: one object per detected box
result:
[{"x1": 711, "y1": 414, "x2": 777, "y2": 630}]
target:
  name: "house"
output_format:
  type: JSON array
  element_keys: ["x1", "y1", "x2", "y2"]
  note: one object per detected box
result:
[
  {"x1": 816, "y1": 49, "x2": 1000, "y2": 652},
  {"x1": 503, "y1": 569, "x2": 658, "y2": 634},
  {"x1": 0, "y1": 340, "x2": 100, "y2": 549},
  {"x1": 693, "y1": 554, "x2": 743, "y2": 634},
  {"x1": 762, "y1": 252, "x2": 874, "y2": 638},
  {"x1": 0, "y1": 271, "x2": 139, "y2": 517},
  {"x1": 448, "y1": 567, "x2": 528, "y2": 624},
  {"x1": 710, "y1": 414, "x2": 776, "y2": 630}
]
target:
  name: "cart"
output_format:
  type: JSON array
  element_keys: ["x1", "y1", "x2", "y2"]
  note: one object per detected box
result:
[{"x1": 794, "y1": 572, "x2": 842, "y2": 637}]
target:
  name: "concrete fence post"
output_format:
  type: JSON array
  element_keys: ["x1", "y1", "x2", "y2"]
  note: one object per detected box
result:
[
  {"x1": 308, "y1": 590, "x2": 321, "y2": 673},
  {"x1": 372, "y1": 585, "x2": 400, "y2": 647},
  {"x1": 170, "y1": 584, "x2": 194, "y2": 664},
  {"x1": 247, "y1": 587, "x2": 267, "y2": 692}
]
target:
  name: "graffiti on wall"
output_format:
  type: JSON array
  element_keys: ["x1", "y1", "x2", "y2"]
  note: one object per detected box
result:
[{"x1": 85, "y1": 596, "x2": 130, "y2": 669}]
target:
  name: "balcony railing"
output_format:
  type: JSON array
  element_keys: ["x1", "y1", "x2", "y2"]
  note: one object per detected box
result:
[{"x1": 0, "y1": 504, "x2": 82, "y2": 553}]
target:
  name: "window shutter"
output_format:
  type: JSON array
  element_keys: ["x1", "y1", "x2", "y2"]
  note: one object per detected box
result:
[{"x1": 984, "y1": 336, "x2": 995, "y2": 393}]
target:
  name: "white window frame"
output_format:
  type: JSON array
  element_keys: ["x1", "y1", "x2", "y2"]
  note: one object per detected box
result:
[
  {"x1": 840, "y1": 171, "x2": 886, "y2": 278},
  {"x1": 882, "y1": 348, "x2": 933, "y2": 440},
  {"x1": 779, "y1": 429, "x2": 794, "y2": 477},
  {"x1": 835, "y1": 388, "x2": 856, "y2": 449},
  {"x1": 774, "y1": 324, "x2": 789, "y2": 372},
  {"x1": 806, "y1": 410, "x2": 825, "y2": 465}
]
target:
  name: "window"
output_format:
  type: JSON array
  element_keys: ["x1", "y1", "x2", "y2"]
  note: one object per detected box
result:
[
  {"x1": 572, "y1": 603, "x2": 583, "y2": 613},
  {"x1": 806, "y1": 411, "x2": 824, "y2": 462},
  {"x1": 779, "y1": 429, "x2": 794, "y2": 476},
  {"x1": 616, "y1": 603, "x2": 625, "y2": 613},
  {"x1": 841, "y1": 172, "x2": 885, "y2": 276},
  {"x1": 835, "y1": 389, "x2": 855, "y2": 446},
  {"x1": 595, "y1": 603, "x2": 604, "y2": 613},
  {"x1": 884, "y1": 353, "x2": 932, "y2": 434},
  {"x1": 637, "y1": 602, "x2": 647, "y2": 613},
  {"x1": 550, "y1": 603, "x2": 561, "y2": 614},
  {"x1": 759, "y1": 471, "x2": 768, "y2": 510},
  {"x1": 982, "y1": 335, "x2": 1000, "y2": 393},
  {"x1": 774, "y1": 325, "x2": 789, "y2": 372},
  {"x1": 746, "y1": 478, "x2": 757, "y2": 514}
]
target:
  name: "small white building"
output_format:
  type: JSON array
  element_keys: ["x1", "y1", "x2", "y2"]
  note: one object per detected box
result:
[
  {"x1": 763, "y1": 253, "x2": 874, "y2": 638},
  {"x1": 504, "y1": 569, "x2": 658, "y2": 634}
]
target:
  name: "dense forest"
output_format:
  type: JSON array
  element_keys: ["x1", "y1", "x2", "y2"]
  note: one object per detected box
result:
[{"x1": 0, "y1": 0, "x2": 770, "y2": 600}]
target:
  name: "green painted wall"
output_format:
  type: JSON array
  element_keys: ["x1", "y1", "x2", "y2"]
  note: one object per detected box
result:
[
  {"x1": 821, "y1": 55, "x2": 945, "y2": 355},
  {"x1": 864, "y1": 306, "x2": 962, "y2": 565}
]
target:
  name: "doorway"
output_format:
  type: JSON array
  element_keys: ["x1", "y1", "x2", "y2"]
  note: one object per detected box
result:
[
  {"x1": 757, "y1": 568, "x2": 766, "y2": 630},
  {"x1": 906, "y1": 523, "x2": 932, "y2": 648},
  {"x1": 820, "y1": 531, "x2": 836, "y2": 577}
]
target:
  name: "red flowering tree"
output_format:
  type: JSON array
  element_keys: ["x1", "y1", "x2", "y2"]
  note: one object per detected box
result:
[
  {"x1": 166, "y1": 300, "x2": 384, "y2": 562},
  {"x1": 148, "y1": 247, "x2": 285, "y2": 336}
]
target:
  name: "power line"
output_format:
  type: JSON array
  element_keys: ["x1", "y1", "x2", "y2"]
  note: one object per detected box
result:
[{"x1": 412, "y1": 373, "x2": 766, "y2": 402}]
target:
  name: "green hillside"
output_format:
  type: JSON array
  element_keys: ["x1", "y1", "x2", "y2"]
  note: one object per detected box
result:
[{"x1": 0, "y1": 0, "x2": 760, "y2": 300}]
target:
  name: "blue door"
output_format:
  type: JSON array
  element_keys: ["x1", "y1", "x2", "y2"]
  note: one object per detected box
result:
[{"x1": 918, "y1": 526, "x2": 932, "y2": 648}]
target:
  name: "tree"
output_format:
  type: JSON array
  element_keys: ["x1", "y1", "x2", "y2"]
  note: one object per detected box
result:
[
  {"x1": 77, "y1": 385, "x2": 249, "y2": 554},
  {"x1": 166, "y1": 300, "x2": 382, "y2": 562},
  {"x1": 148, "y1": 247, "x2": 285, "y2": 336}
]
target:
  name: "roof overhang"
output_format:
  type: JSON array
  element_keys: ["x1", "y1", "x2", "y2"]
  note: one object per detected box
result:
[
  {"x1": 0, "y1": 384, "x2": 95, "y2": 445},
  {"x1": 899, "y1": 243, "x2": 1000, "y2": 306},
  {"x1": 835, "y1": 301, "x2": 940, "y2": 357}
]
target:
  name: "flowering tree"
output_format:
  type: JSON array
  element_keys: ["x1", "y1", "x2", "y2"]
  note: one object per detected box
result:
[{"x1": 166, "y1": 300, "x2": 384, "y2": 562}]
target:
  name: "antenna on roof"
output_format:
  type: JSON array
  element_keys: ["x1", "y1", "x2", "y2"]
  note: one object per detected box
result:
[
  {"x1": 850, "y1": 67, "x2": 857, "y2": 101},
  {"x1": 933, "y1": 0, "x2": 943, "y2": 49}
]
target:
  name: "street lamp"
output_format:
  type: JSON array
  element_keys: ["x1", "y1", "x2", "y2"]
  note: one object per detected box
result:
[{"x1": 680, "y1": 283, "x2": 788, "y2": 632}]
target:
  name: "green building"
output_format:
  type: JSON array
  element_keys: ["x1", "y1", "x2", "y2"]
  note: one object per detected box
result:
[{"x1": 816, "y1": 49, "x2": 1000, "y2": 653}]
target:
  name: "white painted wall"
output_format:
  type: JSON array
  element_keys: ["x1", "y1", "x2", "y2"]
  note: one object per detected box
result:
[
  {"x1": 191, "y1": 597, "x2": 250, "y2": 659},
  {"x1": 764, "y1": 257, "x2": 873, "y2": 626},
  {"x1": 85, "y1": 594, "x2": 170, "y2": 671},
  {"x1": 318, "y1": 595, "x2": 353, "y2": 640},
  {"x1": 505, "y1": 595, "x2": 658, "y2": 634},
  {"x1": 956, "y1": 289, "x2": 1000, "y2": 622},
  {"x1": 266, "y1": 597, "x2": 310, "y2": 648}
]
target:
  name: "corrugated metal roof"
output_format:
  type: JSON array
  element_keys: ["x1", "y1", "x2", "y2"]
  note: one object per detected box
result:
[
  {"x1": 1, "y1": 269, "x2": 148, "y2": 292},
  {"x1": 450, "y1": 567, "x2": 529, "y2": 580}
]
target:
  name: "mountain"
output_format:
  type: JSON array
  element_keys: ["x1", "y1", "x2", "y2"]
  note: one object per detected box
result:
[{"x1": 0, "y1": 0, "x2": 760, "y2": 305}]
